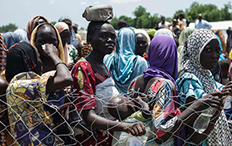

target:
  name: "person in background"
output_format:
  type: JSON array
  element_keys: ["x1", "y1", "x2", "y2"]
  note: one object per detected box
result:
[
  {"x1": 104, "y1": 27, "x2": 148, "y2": 93},
  {"x1": 14, "y1": 29, "x2": 29, "y2": 43},
  {"x1": 76, "y1": 40, "x2": 92, "y2": 60},
  {"x1": 154, "y1": 28, "x2": 174, "y2": 38},
  {"x1": 58, "y1": 16, "x2": 80, "y2": 49},
  {"x1": 72, "y1": 23, "x2": 83, "y2": 41},
  {"x1": 195, "y1": 13, "x2": 212, "y2": 29},
  {"x1": 134, "y1": 29, "x2": 150, "y2": 60},
  {"x1": 0, "y1": 35, "x2": 7, "y2": 73},
  {"x1": 179, "y1": 12, "x2": 186, "y2": 27},
  {"x1": 219, "y1": 59, "x2": 230, "y2": 85},
  {"x1": 174, "y1": 14, "x2": 184, "y2": 31},
  {"x1": 177, "y1": 27, "x2": 195, "y2": 73},
  {"x1": 170, "y1": 19, "x2": 180, "y2": 33},
  {"x1": 26, "y1": 15, "x2": 49, "y2": 41},
  {"x1": 186, "y1": 19, "x2": 191, "y2": 27},
  {"x1": 2, "y1": 32, "x2": 20, "y2": 49},
  {"x1": 216, "y1": 29, "x2": 227, "y2": 58},
  {"x1": 117, "y1": 19, "x2": 128, "y2": 30},
  {"x1": 55, "y1": 22, "x2": 78, "y2": 69},
  {"x1": 147, "y1": 28, "x2": 156, "y2": 41},
  {"x1": 153, "y1": 20, "x2": 160, "y2": 30},
  {"x1": 158, "y1": 16, "x2": 170, "y2": 29},
  {"x1": 226, "y1": 27, "x2": 232, "y2": 54}
]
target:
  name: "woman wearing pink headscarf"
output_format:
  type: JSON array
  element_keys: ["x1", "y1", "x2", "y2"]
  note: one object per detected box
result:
[{"x1": 55, "y1": 22, "x2": 78, "y2": 69}]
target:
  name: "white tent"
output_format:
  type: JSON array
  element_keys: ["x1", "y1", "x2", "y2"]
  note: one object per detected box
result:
[{"x1": 189, "y1": 20, "x2": 232, "y2": 39}]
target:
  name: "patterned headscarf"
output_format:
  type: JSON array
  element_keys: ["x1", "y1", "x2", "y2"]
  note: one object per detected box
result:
[
  {"x1": 144, "y1": 35, "x2": 178, "y2": 85},
  {"x1": 182, "y1": 29, "x2": 217, "y2": 94},
  {"x1": 30, "y1": 23, "x2": 65, "y2": 62},
  {"x1": 26, "y1": 16, "x2": 49, "y2": 41}
]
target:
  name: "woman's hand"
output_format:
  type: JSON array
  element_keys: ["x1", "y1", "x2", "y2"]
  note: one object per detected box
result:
[
  {"x1": 123, "y1": 122, "x2": 146, "y2": 136},
  {"x1": 188, "y1": 92, "x2": 223, "y2": 112},
  {"x1": 221, "y1": 81, "x2": 232, "y2": 96},
  {"x1": 41, "y1": 44, "x2": 58, "y2": 59}
]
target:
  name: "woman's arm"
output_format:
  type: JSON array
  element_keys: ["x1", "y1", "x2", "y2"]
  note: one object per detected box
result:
[
  {"x1": 156, "y1": 93, "x2": 222, "y2": 145},
  {"x1": 151, "y1": 78, "x2": 222, "y2": 145},
  {"x1": 82, "y1": 109, "x2": 146, "y2": 136},
  {"x1": 42, "y1": 44, "x2": 73, "y2": 93}
]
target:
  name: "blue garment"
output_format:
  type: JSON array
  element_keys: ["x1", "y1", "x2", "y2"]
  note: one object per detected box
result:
[
  {"x1": 104, "y1": 27, "x2": 148, "y2": 93},
  {"x1": 3, "y1": 32, "x2": 20, "y2": 49},
  {"x1": 68, "y1": 28, "x2": 79, "y2": 49},
  {"x1": 216, "y1": 35, "x2": 225, "y2": 60}
]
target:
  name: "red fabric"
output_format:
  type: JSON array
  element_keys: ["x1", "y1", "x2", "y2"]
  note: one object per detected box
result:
[
  {"x1": 143, "y1": 53, "x2": 148, "y2": 61},
  {"x1": 151, "y1": 80, "x2": 164, "y2": 93},
  {"x1": 72, "y1": 59, "x2": 113, "y2": 145},
  {"x1": 72, "y1": 60, "x2": 97, "y2": 111}
]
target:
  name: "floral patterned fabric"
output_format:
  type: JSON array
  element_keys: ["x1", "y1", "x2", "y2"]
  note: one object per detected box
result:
[{"x1": 7, "y1": 71, "x2": 73, "y2": 145}]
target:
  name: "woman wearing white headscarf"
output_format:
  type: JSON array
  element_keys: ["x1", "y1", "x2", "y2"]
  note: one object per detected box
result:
[{"x1": 176, "y1": 29, "x2": 231, "y2": 145}]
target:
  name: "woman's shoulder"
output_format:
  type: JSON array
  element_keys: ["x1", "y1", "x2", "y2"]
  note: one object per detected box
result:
[
  {"x1": 176, "y1": 72, "x2": 202, "y2": 87},
  {"x1": 9, "y1": 71, "x2": 40, "y2": 84},
  {"x1": 149, "y1": 77, "x2": 176, "y2": 91},
  {"x1": 72, "y1": 58, "x2": 92, "y2": 71}
]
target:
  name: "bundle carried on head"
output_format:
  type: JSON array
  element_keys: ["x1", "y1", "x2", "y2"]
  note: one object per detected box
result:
[{"x1": 82, "y1": 5, "x2": 113, "y2": 22}]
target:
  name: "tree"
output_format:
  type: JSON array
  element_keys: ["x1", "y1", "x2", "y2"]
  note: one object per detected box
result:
[
  {"x1": 109, "y1": 2, "x2": 232, "y2": 29},
  {"x1": 177, "y1": 1, "x2": 232, "y2": 22},
  {"x1": 50, "y1": 21, "x2": 57, "y2": 26},
  {"x1": 133, "y1": 6, "x2": 146, "y2": 18},
  {"x1": 110, "y1": 17, "x2": 118, "y2": 30},
  {"x1": 0, "y1": 23, "x2": 17, "y2": 33}
]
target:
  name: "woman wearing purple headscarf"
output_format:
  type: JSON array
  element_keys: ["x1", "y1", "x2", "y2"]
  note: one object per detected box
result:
[{"x1": 111, "y1": 35, "x2": 217, "y2": 145}]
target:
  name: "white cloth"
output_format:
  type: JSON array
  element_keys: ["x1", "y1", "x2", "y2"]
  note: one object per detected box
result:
[
  {"x1": 195, "y1": 20, "x2": 212, "y2": 29},
  {"x1": 158, "y1": 21, "x2": 170, "y2": 28},
  {"x1": 95, "y1": 77, "x2": 119, "y2": 119}
]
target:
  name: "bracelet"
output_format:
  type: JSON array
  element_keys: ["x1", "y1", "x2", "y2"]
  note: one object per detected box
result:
[{"x1": 55, "y1": 62, "x2": 67, "y2": 68}]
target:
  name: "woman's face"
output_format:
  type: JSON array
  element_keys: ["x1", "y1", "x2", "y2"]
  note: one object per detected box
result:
[
  {"x1": 60, "y1": 29, "x2": 70, "y2": 47},
  {"x1": 35, "y1": 25, "x2": 58, "y2": 57},
  {"x1": 200, "y1": 39, "x2": 220, "y2": 69},
  {"x1": 135, "y1": 33, "x2": 148, "y2": 56},
  {"x1": 90, "y1": 23, "x2": 116, "y2": 55}
]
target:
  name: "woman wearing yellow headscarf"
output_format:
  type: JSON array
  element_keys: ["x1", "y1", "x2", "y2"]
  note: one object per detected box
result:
[{"x1": 30, "y1": 22, "x2": 65, "y2": 63}]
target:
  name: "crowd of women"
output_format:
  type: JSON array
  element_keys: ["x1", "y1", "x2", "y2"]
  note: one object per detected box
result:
[{"x1": 0, "y1": 4, "x2": 232, "y2": 146}]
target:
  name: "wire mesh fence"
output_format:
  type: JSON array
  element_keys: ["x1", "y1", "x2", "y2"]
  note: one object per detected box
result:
[{"x1": 0, "y1": 87, "x2": 232, "y2": 146}]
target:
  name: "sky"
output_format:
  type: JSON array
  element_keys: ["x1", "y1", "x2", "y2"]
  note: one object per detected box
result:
[{"x1": 0, "y1": 0, "x2": 231, "y2": 30}]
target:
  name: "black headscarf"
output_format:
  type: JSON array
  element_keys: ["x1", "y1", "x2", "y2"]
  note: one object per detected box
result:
[{"x1": 6, "y1": 42, "x2": 39, "y2": 82}]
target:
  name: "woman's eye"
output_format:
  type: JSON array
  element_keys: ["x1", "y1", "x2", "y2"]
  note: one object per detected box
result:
[{"x1": 101, "y1": 35, "x2": 106, "y2": 38}]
